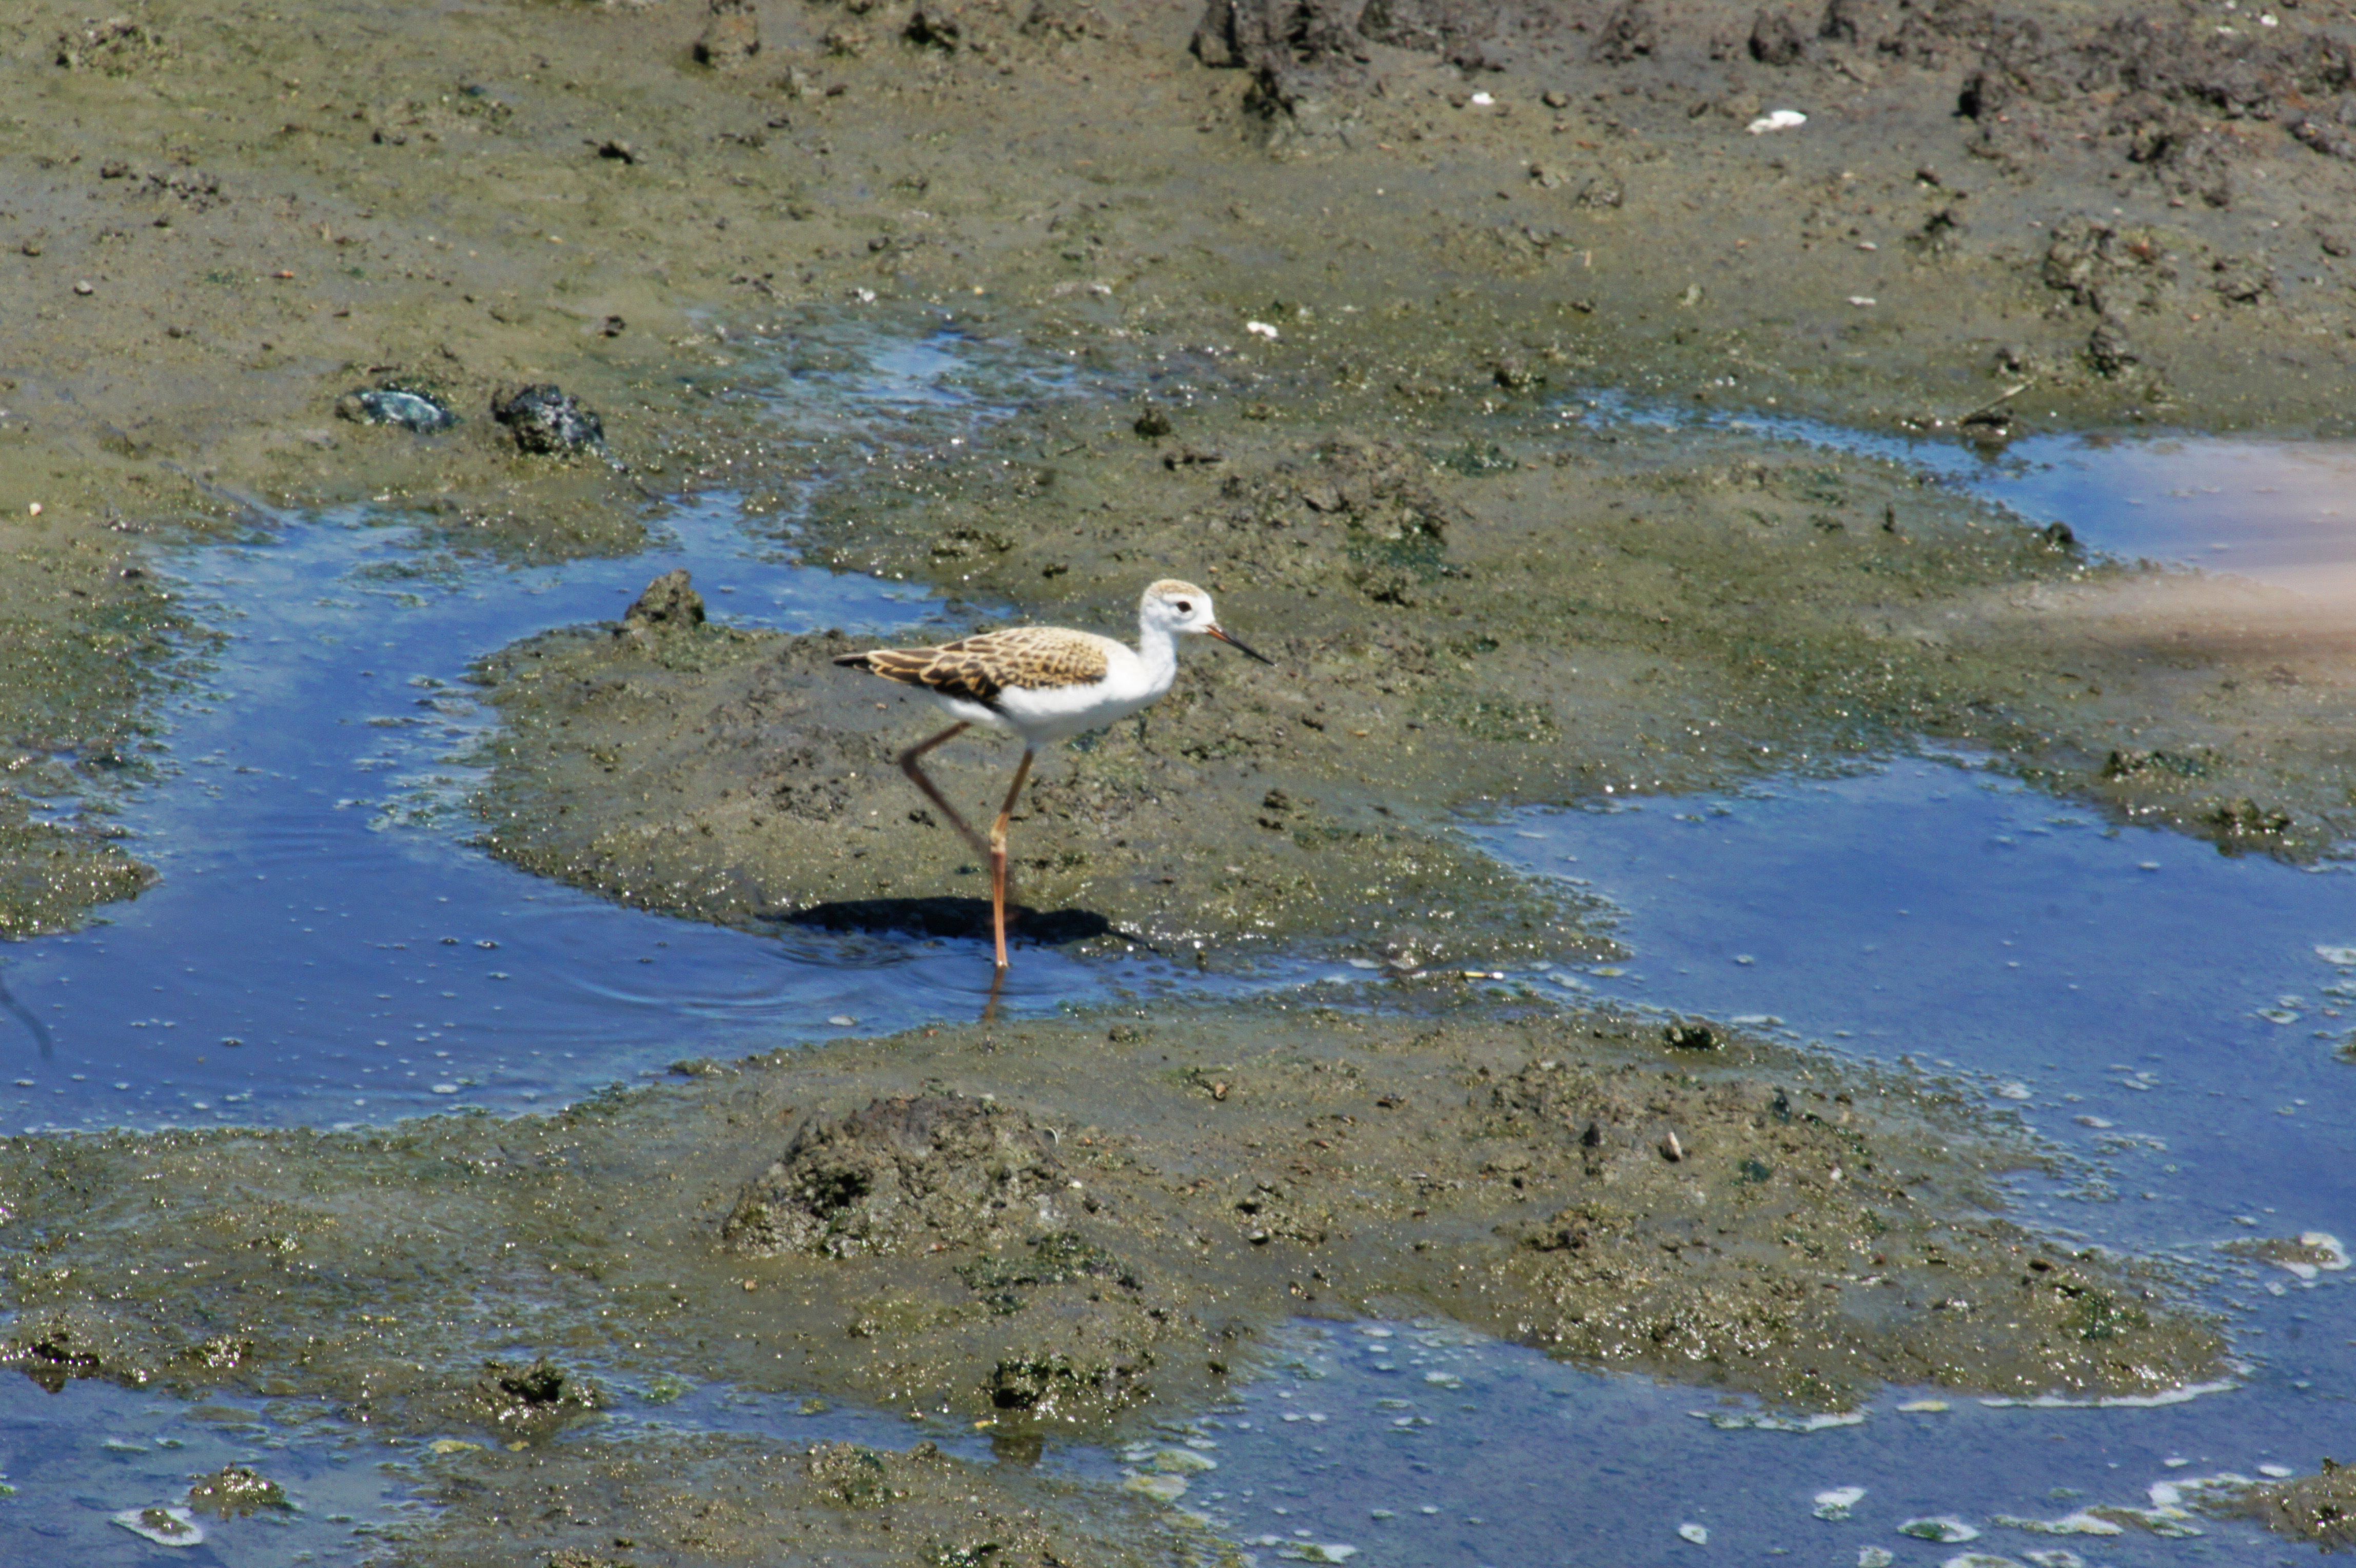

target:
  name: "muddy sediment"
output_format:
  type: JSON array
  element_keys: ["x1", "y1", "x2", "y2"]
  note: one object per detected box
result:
[
  {"x1": 0, "y1": 999, "x2": 2220, "y2": 1452},
  {"x1": 7, "y1": 0, "x2": 2356, "y2": 927},
  {"x1": 474, "y1": 403, "x2": 2356, "y2": 962},
  {"x1": 394, "y1": 1430, "x2": 1189, "y2": 1568}
]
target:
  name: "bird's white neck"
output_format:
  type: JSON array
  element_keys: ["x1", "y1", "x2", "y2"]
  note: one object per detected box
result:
[{"x1": 1134, "y1": 612, "x2": 1180, "y2": 694}]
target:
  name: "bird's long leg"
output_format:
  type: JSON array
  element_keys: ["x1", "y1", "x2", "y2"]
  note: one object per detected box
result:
[
  {"x1": 897, "y1": 723, "x2": 989, "y2": 856},
  {"x1": 989, "y1": 747, "x2": 1036, "y2": 971}
]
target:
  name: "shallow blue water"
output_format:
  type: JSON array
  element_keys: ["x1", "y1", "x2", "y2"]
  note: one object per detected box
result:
[
  {"x1": 1470, "y1": 758, "x2": 2356, "y2": 1253},
  {"x1": 0, "y1": 1374, "x2": 413, "y2": 1564},
  {"x1": 0, "y1": 333, "x2": 1200, "y2": 1133},
  {"x1": 6, "y1": 335, "x2": 2356, "y2": 1558}
]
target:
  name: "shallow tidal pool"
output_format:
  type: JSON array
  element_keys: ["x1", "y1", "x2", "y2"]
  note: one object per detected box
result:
[{"x1": 4, "y1": 332, "x2": 2353, "y2": 1560}]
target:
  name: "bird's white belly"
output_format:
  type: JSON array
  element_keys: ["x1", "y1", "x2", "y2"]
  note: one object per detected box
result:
[{"x1": 937, "y1": 664, "x2": 1167, "y2": 744}]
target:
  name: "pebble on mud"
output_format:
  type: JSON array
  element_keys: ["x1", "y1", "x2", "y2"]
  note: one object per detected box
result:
[
  {"x1": 336, "y1": 385, "x2": 458, "y2": 434},
  {"x1": 111, "y1": 1505, "x2": 204, "y2": 1546},
  {"x1": 693, "y1": 0, "x2": 761, "y2": 69},
  {"x1": 490, "y1": 383, "x2": 604, "y2": 454}
]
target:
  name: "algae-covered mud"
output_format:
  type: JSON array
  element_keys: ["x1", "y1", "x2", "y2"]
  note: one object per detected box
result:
[
  {"x1": 397, "y1": 1433, "x2": 1187, "y2": 1568},
  {"x1": 0, "y1": 999, "x2": 2221, "y2": 1447}
]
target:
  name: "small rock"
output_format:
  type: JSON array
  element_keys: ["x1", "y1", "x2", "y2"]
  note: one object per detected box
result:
[
  {"x1": 1133, "y1": 402, "x2": 1174, "y2": 439},
  {"x1": 337, "y1": 385, "x2": 458, "y2": 434},
  {"x1": 491, "y1": 383, "x2": 603, "y2": 453},
  {"x1": 1663, "y1": 1022, "x2": 1717, "y2": 1051},
  {"x1": 906, "y1": 3, "x2": 963, "y2": 50},
  {"x1": 1897, "y1": 1516, "x2": 1980, "y2": 1543},
  {"x1": 620, "y1": 569, "x2": 706, "y2": 634},
  {"x1": 1749, "y1": 9, "x2": 1806, "y2": 65},
  {"x1": 694, "y1": 0, "x2": 761, "y2": 69},
  {"x1": 112, "y1": 1506, "x2": 204, "y2": 1546},
  {"x1": 184, "y1": 1464, "x2": 289, "y2": 1518}
]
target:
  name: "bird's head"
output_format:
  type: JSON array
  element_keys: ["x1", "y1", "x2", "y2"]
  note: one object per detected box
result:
[{"x1": 1141, "y1": 579, "x2": 1272, "y2": 663}]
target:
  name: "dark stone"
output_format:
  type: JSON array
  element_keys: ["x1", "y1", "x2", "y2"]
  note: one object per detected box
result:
[
  {"x1": 620, "y1": 569, "x2": 706, "y2": 634},
  {"x1": 1590, "y1": 1, "x2": 1656, "y2": 65},
  {"x1": 490, "y1": 383, "x2": 604, "y2": 454},
  {"x1": 906, "y1": 3, "x2": 963, "y2": 50},
  {"x1": 1664, "y1": 1022, "x2": 1719, "y2": 1051},
  {"x1": 1749, "y1": 9, "x2": 1805, "y2": 66},
  {"x1": 184, "y1": 1465, "x2": 289, "y2": 1519},
  {"x1": 2086, "y1": 319, "x2": 2136, "y2": 378}
]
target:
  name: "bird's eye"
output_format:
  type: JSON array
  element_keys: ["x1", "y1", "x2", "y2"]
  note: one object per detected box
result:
[{"x1": 1174, "y1": 601, "x2": 1193, "y2": 614}]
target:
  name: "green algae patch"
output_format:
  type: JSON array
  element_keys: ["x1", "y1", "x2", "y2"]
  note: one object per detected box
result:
[{"x1": 0, "y1": 998, "x2": 2221, "y2": 1445}]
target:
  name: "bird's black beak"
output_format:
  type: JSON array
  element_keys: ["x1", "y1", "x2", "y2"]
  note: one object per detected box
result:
[{"x1": 1206, "y1": 624, "x2": 1275, "y2": 665}]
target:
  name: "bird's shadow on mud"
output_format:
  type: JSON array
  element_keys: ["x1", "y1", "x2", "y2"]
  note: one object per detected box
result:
[{"x1": 770, "y1": 896, "x2": 1112, "y2": 948}]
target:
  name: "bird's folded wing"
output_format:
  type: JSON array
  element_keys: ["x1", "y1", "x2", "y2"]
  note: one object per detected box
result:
[{"x1": 840, "y1": 629, "x2": 1111, "y2": 706}]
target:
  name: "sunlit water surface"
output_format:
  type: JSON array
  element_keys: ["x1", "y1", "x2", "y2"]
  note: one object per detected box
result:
[{"x1": 6, "y1": 347, "x2": 2355, "y2": 1561}]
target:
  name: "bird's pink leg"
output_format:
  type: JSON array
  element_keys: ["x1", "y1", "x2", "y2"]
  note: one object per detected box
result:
[
  {"x1": 989, "y1": 748, "x2": 1036, "y2": 970},
  {"x1": 897, "y1": 723, "x2": 988, "y2": 855}
]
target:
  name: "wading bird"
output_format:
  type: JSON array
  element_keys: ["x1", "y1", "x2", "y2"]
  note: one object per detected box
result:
[{"x1": 834, "y1": 579, "x2": 1272, "y2": 969}]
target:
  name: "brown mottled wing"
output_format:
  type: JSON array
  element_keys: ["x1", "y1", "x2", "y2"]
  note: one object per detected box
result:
[{"x1": 834, "y1": 628, "x2": 1109, "y2": 709}]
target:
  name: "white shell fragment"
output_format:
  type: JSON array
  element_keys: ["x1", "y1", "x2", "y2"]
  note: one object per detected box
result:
[
  {"x1": 1245, "y1": 321, "x2": 1280, "y2": 340},
  {"x1": 1677, "y1": 1522, "x2": 1710, "y2": 1544},
  {"x1": 1898, "y1": 1516, "x2": 1981, "y2": 1543},
  {"x1": 1814, "y1": 1486, "x2": 1867, "y2": 1520},
  {"x1": 112, "y1": 1506, "x2": 205, "y2": 1546},
  {"x1": 1747, "y1": 109, "x2": 1808, "y2": 133}
]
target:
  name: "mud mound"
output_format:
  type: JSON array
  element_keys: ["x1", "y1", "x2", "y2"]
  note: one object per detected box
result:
[{"x1": 722, "y1": 1094, "x2": 1063, "y2": 1258}]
